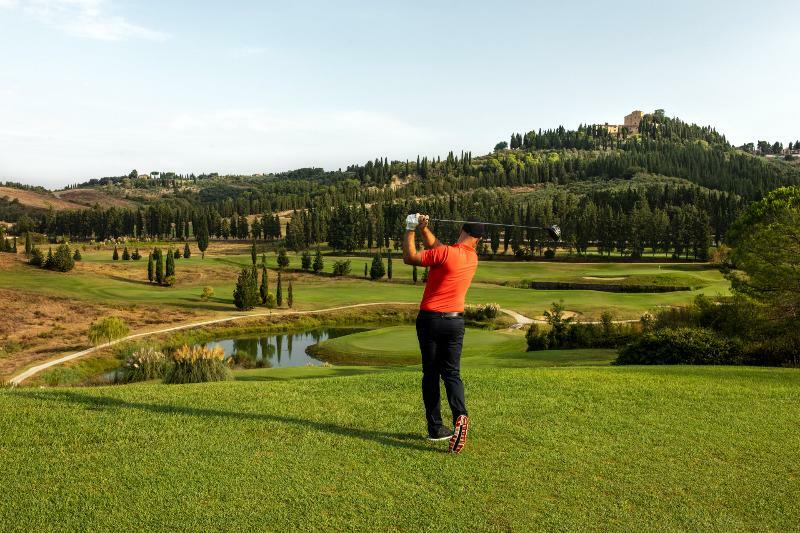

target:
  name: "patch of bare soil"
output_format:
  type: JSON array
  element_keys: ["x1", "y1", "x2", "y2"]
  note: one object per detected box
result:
[{"x1": 0, "y1": 289, "x2": 201, "y2": 380}]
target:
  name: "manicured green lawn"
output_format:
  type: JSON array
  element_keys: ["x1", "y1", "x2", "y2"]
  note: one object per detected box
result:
[
  {"x1": 1, "y1": 364, "x2": 798, "y2": 530},
  {"x1": 0, "y1": 249, "x2": 730, "y2": 319}
]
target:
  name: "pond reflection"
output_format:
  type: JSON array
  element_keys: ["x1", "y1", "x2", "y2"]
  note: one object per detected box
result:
[{"x1": 198, "y1": 328, "x2": 365, "y2": 369}]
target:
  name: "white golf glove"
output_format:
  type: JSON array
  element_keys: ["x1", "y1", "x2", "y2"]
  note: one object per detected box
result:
[{"x1": 405, "y1": 213, "x2": 420, "y2": 231}]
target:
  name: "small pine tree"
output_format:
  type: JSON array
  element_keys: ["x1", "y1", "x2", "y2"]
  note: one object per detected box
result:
[
  {"x1": 44, "y1": 247, "x2": 54, "y2": 269},
  {"x1": 301, "y1": 250, "x2": 311, "y2": 270},
  {"x1": 165, "y1": 248, "x2": 175, "y2": 279},
  {"x1": 49, "y1": 243, "x2": 75, "y2": 272},
  {"x1": 24, "y1": 232, "x2": 31, "y2": 255},
  {"x1": 387, "y1": 250, "x2": 393, "y2": 280},
  {"x1": 370, "y1": 253, "x2": 385, "y2": 280},
  {"x1": 122, "y1": 246, "x2": 130, "y2": 260},
  {"x1": 276, "y1": 271, "x2": 283, "y2": 306},
  {"x1": 147, "y1": 252, "x2": 154, "y2": 282},
  {"x1": 260, "y1": 265, "x2": 268, "y2": 305},
  {"x1": 313, "y1": 249, "x2": 324, "y2": 273},
  {"x1": 132, "y1": 248, "x2": 141, "y2": 260},
  {"x1": 12, "y1": 237, "x2": 17, "y2": 253},
  {"x1": 364, "y1": 262, "x2": 368, "y2": 278},
  {"x1": 29, "y1": 247, "x2": 44, "y2": 266},
  {"x1": 112, "y1": 246, "x2": 119, "y2": 261},
  {"x1": 73, "y1": 248, "x2": 82, "y2": 261},
  {"x1": 277, "y1": 247, "x2": 290, "y2": 269},
  {"x1": 287, "y1": 281, "x2": 293, "y2": 308},
  {"x1": 412, "y1": 264, "x2": 418, "y2": 284},
  {"x1": 233, "y1": 267, "x2": 259, "y2": 310},
  {"x1": 183, "y1": 242, "x2": 191, "y2": 258}
]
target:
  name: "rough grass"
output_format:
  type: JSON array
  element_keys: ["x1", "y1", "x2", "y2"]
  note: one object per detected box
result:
[{"x1": 1, "y1": 364, "x2": 798, "y2": 530}]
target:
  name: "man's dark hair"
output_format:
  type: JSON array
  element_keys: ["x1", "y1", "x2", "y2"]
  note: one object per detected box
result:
[{"x1": 462, "y1": 221, "x2": 485, "y2": 238}]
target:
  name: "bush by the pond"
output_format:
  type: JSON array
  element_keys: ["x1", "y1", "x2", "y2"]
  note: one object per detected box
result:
[
  {"x1": 464, "y1": 303, "x2": 499, "y2": 322},
  {"x1": 164, "y1": 345, "x2": 231, "y2": 384},
  {"x1": 42, "y1": 367, "x2": 83, "y2": 387},
  {"x1": 615, "y1": 327, "x2": 742, "y2": 365},
  {"x1": 526, "y1": 304, "x2": 639, "y2": 351},
  {"x1": 120, "y1": 347, "x2": 168, "y2": 383}
]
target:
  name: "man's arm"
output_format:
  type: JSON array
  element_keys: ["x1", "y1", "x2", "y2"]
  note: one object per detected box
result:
[
  {"x1": 402, "y1": 228, "x2": 424, "y2": 266},
  {"x1": 417, "y1": 215, "x2": 443, "y2": 250}
]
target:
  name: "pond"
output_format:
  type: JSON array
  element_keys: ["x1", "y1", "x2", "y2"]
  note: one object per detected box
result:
[{"x1": 198, "y1": 327, "x2": 367, "y2": 369}]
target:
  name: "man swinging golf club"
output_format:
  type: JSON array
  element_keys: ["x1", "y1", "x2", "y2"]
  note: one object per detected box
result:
[{"x1": 402, "y1": 213, "x2": 483, "y2": 454}]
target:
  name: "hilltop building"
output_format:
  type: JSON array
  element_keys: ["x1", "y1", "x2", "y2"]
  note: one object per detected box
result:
[{"x1": 596, "y1": 110, "x2": 644, "y2": 135}]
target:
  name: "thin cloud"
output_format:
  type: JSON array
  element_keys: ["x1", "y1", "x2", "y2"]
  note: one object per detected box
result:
[{"x1": 2, "y1": 0, "x2": 167, "y2": 41}]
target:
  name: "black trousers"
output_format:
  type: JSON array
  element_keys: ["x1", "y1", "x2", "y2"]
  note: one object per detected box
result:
[{"x1": 416, "y1": 312, "x2": 468, "y2": 432}]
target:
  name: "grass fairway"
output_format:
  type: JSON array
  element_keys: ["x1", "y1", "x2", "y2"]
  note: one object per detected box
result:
[
  {"x1": 0, "y1": 244, "x2": 730, "y2": 320},
  {"x1": 1, "y1": 364, "x2": 798, "y2": 530}
]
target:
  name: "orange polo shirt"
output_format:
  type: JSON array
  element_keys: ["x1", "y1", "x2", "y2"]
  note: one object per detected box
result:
[{"x1": 419, "y1": 243, "x2": 478, "y2": 312}]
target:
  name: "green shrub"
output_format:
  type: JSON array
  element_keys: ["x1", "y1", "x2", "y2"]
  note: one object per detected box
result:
[
  {"x1": 42, "y1": 367, "x2": 83, "y2": 387},
  {"x1": 525, "y1": 324, "x2": 550, "y2": 350},
  {"x1": 120, "y1": 347, "x2": 168, "y2": 383},
  {"x1": 29, "y1": 247, "x2": 44, "y2": 266},
  {"x1": 163, "y1": 345, "x2": 231, "y2": 384},
  {"x1": 200, "y1": 286, "x2": 214, "y2": 301},
  {"x1": 615, "y1": 327, "x2": 742, "y2": 365},
  {"x1": 332, "y1": 259, "x2": 351, "y2": 276},
  {"x1": 464, "y1": 303, "x2": 500, "y2": 322},
  {"x1": 87, "y1": 316, "x2": 130, "y2": 345}
]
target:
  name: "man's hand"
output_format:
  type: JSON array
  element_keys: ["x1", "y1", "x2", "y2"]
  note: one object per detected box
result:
[
  {"x1": 417, "y1": 214, "x2": 429, "y2": 231},
  {"x1": 405, "y1": 213, "x2": 420, "y2": 231}
]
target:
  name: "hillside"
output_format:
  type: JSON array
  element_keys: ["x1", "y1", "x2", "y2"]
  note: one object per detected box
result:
[
  {"x1": 53, "y1": 188, "x2": 139, "y2": 209},
  {"x1": 0, "y1": 186, "x2": 85, "y2": 211}
]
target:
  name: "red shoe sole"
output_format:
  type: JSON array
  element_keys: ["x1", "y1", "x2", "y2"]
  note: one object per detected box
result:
[{"x1": 449, "y1": 415, "x2": 469, "y2": 454}]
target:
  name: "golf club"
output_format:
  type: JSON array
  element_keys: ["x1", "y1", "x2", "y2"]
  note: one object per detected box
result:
[{"x1": 427, "y1": 217, "x2": 562, "y2": 241}]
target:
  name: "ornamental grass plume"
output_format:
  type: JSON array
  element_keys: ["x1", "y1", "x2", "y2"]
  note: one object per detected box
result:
[{"x1": 164, "y1": 345, "x2": 230, "y2": 384}]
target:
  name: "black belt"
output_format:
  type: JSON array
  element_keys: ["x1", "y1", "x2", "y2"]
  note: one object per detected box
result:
[{"x1": 418, "y1": 310, "x2": 464, "y2": 318}]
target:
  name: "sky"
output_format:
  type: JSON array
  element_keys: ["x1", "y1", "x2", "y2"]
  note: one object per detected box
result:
[{"x1": 1, "y1": 0, "x2": 798, "y2": 188}]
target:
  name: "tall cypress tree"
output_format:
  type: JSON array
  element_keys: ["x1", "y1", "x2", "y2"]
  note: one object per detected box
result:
[
  {"x1": 287, "y1": 281, "x2": 293, "y2": 308},
  {"x1": 276, "y1": 271, "x2": 283, "y2": 307},
  {"x1": 260, "y1": 264, "x2": 268, "y2": 305},
  {"x1": 413, "y1": 264, "x2": 418, "y2": 284},
  {"x1": 155, "y1": 248, "x2": 164, "y2": 284},
  {"x1": 386, "y1": 249, "x2": 393, "y2": 280},
  {"x1": 24, "y1": 232, "x2": 31, "y2": 255},
  {"x1": 147, "y1": 252, "x2": 154, "y2": 282},
  {"x1": 165, "y1": 248, "x2": 175, "y2": 278},
  {"x1": 184, "y1": 242, "x2": 191, "y2": 258},
  {"x1": 251, "y1": 241, "x2": 257, "y2": 266},
  {"x1": 196, "y1": 216, "x2": 209, "y2": 258},
  {"x1": 112, "y1": 245, "x2": 119, "y2": 261}
]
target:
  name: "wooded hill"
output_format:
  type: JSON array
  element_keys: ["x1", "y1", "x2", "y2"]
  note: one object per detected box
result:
[{"x1": 4, "y1": 111, "x2": 798, "y2": 260}]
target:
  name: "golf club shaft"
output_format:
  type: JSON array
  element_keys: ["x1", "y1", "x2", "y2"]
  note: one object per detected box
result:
[{"x1": 429, "y1": 218, "x2": 548, "y2": 231}]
